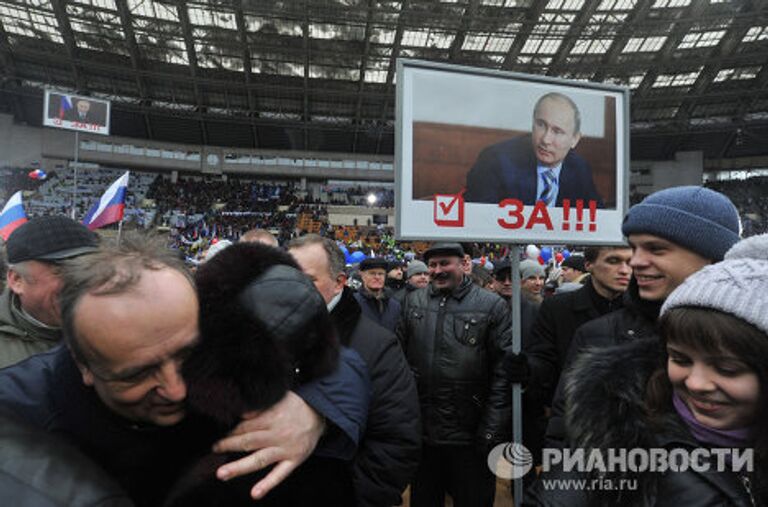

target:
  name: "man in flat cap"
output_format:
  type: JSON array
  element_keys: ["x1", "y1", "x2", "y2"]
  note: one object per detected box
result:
[
  {"x1": 0, "y1": 216, "x2": 99, "y2": 368},
  {"x1": 397, "y1": 242, "x2": 513, "y2": 507},
  {"x1": 354, "y1": 257, "x2": 401, "y2": 331}
]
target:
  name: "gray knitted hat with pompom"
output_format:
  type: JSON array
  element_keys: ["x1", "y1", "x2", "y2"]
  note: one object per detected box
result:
[{"x1": 661, "y1": 233, "x2": 768, "y2": 334}]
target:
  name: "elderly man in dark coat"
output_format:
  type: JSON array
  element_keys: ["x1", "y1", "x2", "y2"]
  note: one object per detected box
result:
[{"x1": 288, "y1": 234, "x2": 421, "y2": 507}]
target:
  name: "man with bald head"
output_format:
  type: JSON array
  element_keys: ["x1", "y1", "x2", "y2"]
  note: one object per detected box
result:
[
  {"x1": 464, "y1": 92, "x2": 603, "y2": 207},
  {"x1": 0, "y1": 235, "x2": 370, "y2": 506},
  {"x1": 64, "y1": 252, "x2": 196, "y2": 427}
]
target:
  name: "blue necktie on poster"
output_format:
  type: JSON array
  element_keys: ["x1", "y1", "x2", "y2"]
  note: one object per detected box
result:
[{"x1": 539, "y1": 169, "x2": 557, "y2": 206}]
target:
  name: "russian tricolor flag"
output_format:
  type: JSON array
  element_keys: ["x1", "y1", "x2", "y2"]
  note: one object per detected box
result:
[
  {"x1": 59, "y1": 95, "x2": 73, "y2": 120},
  {"x1": 0, "y1": 191, "x2": 28, "y2": 241},
  {"x1": 82, "y1": 171, "x2": 130, "y2": 231}
]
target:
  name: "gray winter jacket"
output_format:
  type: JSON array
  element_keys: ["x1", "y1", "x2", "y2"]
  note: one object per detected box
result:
[{"x1": 0, "y1": 288, "x2": 62, "y2": 369}]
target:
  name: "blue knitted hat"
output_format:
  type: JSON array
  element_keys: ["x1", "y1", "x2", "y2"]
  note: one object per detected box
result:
[{"x1": 622, "y1": 186, "x2": 740, "y2": 261}]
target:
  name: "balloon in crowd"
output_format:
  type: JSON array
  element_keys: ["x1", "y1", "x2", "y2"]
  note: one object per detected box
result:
[
  {"x1": 28, "y1": 169, "x2": 47, "y2": 180},
  {"x1": 540, "y1": 247, "x2": 552, "y2": 263},
  {"x1": 349, "y1": 250, "x2": 367, "y2": 264},
  {"x1": 525, "y1": 244, "x2": 540, "y2": 260}
]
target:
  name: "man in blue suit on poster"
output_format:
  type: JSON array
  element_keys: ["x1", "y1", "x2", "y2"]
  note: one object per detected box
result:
[{"x1": 464, "y1": 92, "x2": 604, "y2": 208}]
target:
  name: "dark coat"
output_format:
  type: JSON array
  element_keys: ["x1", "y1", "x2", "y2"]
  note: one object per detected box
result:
[
  {"x1": 0, "y1": 411, "x2": 133, "y2": 507},
  {"x1": 526, "y1": 338, "x2": 762, "y2": 506},
  {"x1": 526, "y1": 280, "x2": 624, "y2": 405},
  {"x1": 463, "y1": 135, "x2": 604, "y2": 207},
  {"x1": 354, "y1": 287, "x2": 401, "y2": 332},
  {"x1": 331, "y1": 287, "x2": 421, "y2": 507},
  {"x1": 391, "y1": 282, "x2": 420, "y2": 304},
  {"x1": 64, "y1": 107, "x2": 105, "y2": 125},
  {"x1": 397, "y1": 276, "x2": 513, "y2": 448},
  {"x1": 545, "y1": 279, "x2": 661, "y2": 447}
]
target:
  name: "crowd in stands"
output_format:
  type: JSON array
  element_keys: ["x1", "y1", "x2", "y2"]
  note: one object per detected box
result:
[
  {"x1": 706, "y1": 177, "x2": 768, "y2": 236},
  {"x1": 1, "y1": 167, "x2": 156, "y2": 228},
  {"x1": 4, "y1": 165, "x2": 768, "y2": 262},
  {"x1": 147, "y1": 177, "x2": 295, "y2": 215},
  {"x1": 0, "y1": 168, "x2": 47, "y2": 200}
]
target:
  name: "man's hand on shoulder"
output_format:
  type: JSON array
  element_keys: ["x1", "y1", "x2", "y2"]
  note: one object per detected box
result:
[{"x1": 212, "y1": 391, "x2": 326, "y2": 499}]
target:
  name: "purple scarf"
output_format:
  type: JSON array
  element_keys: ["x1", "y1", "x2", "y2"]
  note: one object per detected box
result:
[{"x1": 672, "y1": 391, "x2": 753, "y2": 448}]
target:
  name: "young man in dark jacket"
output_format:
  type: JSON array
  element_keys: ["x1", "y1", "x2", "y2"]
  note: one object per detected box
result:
[
  {"x1": 522, "y1": 245, "x2": 632, "y2": 405},
  {"x1": 543, "y1": 186, "x2": 741, "y2": 448},
  {"x1": 397, "y1": 242, "x2": 513, "y2": 507},
  {"x1": 288, "y1": 234, "x2": 421, "y2": 507}
]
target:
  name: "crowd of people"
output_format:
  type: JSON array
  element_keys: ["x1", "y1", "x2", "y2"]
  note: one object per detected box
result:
[
  {"x1": 707, "y1": 177, "x2": 768, "y2": 236},
  {"x1": 148, "y1": 177, "x2": 296, "y2": 216},
  {"x1": 2, "y1": 170, "x2": 768, "y2": 506}
]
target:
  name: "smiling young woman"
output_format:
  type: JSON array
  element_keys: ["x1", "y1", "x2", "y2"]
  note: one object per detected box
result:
[{"x1": 525, "y1": 233, "x2": 768, "y2": 507}]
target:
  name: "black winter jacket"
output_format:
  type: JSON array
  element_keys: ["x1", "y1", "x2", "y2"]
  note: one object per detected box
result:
[
  {"x1": 354, "y1": 287, "x2": 401, "y2": 332},
  {"x1": 546, "y1": 280, "x2": 661, "y2": 447},
  {"x1": 0, "y1": 411, "x2": 133, "y2": 507},
  {"x1": 331, "y1": 287, "x2": 421, "y2": 507},
  {"x1": 526, "y1": 338, "x2": 763, "y2": 506},
  {"x1": 392, "y1": 282, "x2": 419, "y2": 304},
  {"x1": 526, "y1": 280, "x2": 624, "y2": 405},
  {"x1": 397, "y1": 277, "x2": 513, "y2": 448}
]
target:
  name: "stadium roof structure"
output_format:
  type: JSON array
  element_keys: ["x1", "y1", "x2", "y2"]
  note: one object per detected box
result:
[{"x1": 0, "y1": 0, "x2": 767, "y2": 163}]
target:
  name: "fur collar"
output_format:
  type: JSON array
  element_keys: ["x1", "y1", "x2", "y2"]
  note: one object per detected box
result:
[
  {"x1": 563, "y1": 338, "x2": 679, "y2": 505},
  {"x1": 565, "y1": 338, "x2": 665, "y2": 450},
  {"x1": 330, "y1": 287, "x2": 361, "y2": 347}
]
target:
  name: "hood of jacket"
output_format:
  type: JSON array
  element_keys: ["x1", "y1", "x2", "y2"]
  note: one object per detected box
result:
[{"x1": 188, "y1": 243, "x2": 339, "y2": 428}]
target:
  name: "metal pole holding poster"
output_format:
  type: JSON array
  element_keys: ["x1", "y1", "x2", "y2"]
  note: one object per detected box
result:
[
  {"x1": 71, "y1": 131, "x2": 79, "y2": 220},
  {"x1": 509, "y1": 246, "x2": 523, "y2": 507},
  {"x1": 116, "y1": 217, "x2": 124, "y2": 246},
  {"x1": 41, "y1": 90, "x2": 112, "y2": 220}
]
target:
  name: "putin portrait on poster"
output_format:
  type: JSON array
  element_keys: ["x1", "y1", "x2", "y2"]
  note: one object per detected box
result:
[{"x1": 463, "y1": 92, "x2": 604, "y2": 208}]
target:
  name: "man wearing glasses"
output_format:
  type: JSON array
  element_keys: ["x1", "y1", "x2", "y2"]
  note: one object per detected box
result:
[{"x1": 354, "y1": 258, "x2": 401, "y2": 332}]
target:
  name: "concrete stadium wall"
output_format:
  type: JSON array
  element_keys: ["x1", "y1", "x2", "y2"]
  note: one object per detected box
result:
[
  {"x1": 0, "y1": 113, "x2": 394, "y2": 183},
  {"x1": 631, "y1": 151, "x2": 704, "y2": 198},
  {"x1": 327, "y1": 205, "x2": 394, "y2": 227}
]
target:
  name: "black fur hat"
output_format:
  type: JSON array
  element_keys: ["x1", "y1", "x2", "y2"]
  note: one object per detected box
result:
[{"x1": 186, "y1": 242, "x2": 339, "y2": 428}]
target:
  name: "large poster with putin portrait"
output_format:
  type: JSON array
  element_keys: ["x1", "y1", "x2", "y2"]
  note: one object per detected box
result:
[
  {"x1": 395, "y1": 59, "x2": 629, "y2": 245},
  {"x1": 43, "y1": 90, "x2": 111, "y2": 136}
]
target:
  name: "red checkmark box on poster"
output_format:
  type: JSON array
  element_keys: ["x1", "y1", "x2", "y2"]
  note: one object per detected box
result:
[{"x1": 434, "y1": 190, "x2": 465, "y2": 227}]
